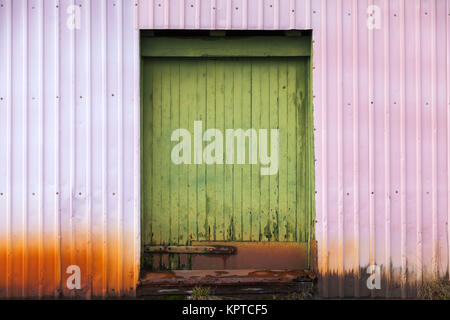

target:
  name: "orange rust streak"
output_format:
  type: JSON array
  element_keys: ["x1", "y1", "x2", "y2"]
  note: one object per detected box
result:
[{"x1": 0, "y1": 234, "x2": 137, "y2": 299}]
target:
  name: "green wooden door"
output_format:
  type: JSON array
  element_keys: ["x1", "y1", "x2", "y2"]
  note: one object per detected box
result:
[{"x1": 141, "y1": 37, "x2": 314, "y2": 271}]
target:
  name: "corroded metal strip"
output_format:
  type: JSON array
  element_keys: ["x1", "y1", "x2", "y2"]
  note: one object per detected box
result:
[
  {"x1": 144, "y1": 245, "x2": 236, "y2": 255},
  {"x1": 140, "y1": 269, "x2": 316, "y2": 286},
  {"x1": 137, "y1": 282, "x2": 314, "y2": 297}
]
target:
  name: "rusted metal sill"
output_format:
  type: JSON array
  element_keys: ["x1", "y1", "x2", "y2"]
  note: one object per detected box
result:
[
  {"x1": 138, "y1": 269, "x2": 316, "y2": 296},
  {"x1": 144, "y1": 245, "x2": 236, "y2": 255}
]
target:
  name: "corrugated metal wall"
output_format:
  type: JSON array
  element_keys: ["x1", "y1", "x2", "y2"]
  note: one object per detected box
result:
[
  {"x1": 1, "y1": 0, "x2": 449, "y2": 299},
  {"x1": 0, "y1": 0, "x2": 140, "y2": 298},
  {"x1": 137, "y1": 0, "x2": 450, "y2": 298}
]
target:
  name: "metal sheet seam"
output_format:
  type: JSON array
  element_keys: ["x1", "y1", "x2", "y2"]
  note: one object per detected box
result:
[
  {"x1": 447, "y1": 0, "x2": 450, "y2": 282},
  {"x1": 55, "y1": 0, "x2": 62, "y2": 298},
  {"x1": 382, "y1": 0, "x2": 391, "y2": 294},
  {"x1": 5, "y1": 0, "x2": 12, "y2": 299},
  {"x1": 319, "y1": 0, "x2": 328, "y2": 297},
  {"x1": 430, "y1": 0, "x2": 438, "y2": 277},
  {"x1": 38, "y1": 0, "x2": 44, "y2": 298},
  {"x1": 399, "y1": 0, "x2": 406, "y2": 290},
  {"x1": 22, "y1": 0, "x2": 29, "y2": 298},
  {"x1": 415, "y1": 0, "x2": 423, "y2": 285},
  {"x1": 368, "y1": 1, "x2": 375, "y2": 293},
  {"x1": 133, "y1": 7, "x2": 141, "y2": 299},
  {"x1": 336, "y1": 0, "x2": 344, "y2": 297},
  {"x1": 351, "y1": 0, "x2": 360, "y2": 298},
  {"x1": 118, "y1": 0, "x2": 124, "y2": 296},
  {"x1": 85, "y1": 0, "x2": 91, "y2": 299},
  {"x1": 101, "y1": 0, "x2": 108, "y2": 297}
]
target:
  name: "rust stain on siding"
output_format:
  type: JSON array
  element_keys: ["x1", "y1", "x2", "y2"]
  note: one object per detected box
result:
[
  {"x1": 0, "y1": 235, "x2": 137, "y2": 298},
  {"x1": 0, "y1": 0, "x2": 140, "y2": 298},
  {"x1": 137, "y1": 0, "x2": 450, "y2": 297}
]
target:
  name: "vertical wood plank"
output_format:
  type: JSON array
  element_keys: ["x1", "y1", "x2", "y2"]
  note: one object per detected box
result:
[
  {"x1": 197, "y1": 60, "x2": 207, "y2": 240},
  {"x1": 215, "y1": 60, "x2": 226, "y2": 241},
  {"x1": 161, "y1": 61, "x2": 171, "y2": 246},
  {"x1": 278, "y1": 60, "x2": 289, "y2": 241},
  {"x1": 179, "y1": 60, "x2": 189, "y2": 246},
  {"x1": 152, "y1": 62, "x2": 162, "y2": 246},
  {"x1": 242, "y1": 60, "x2": 252, "y2": 241},
  {"x1": 206, "y1": 60, "x2": 216, "y2": 240},
  {"x1": 287, "y1": 60, "x2": 298, "y2": 242},
  {"x1": 224, "y1": 61, "x2": 234, "y2": 240},
  {"x1": 170, "y1": 63, "x2": 180, "y2": 250},
  {"x1": 269, "y1": 60, "x2": 280, "y2": 241},
  {"x1": 251, "y1": 60, "x2": 262, "y2": 241},
  {"x1": 186, "y1": 60, "x2": 198, "y2": 242},
  {"x1": 260, "y1": 60, "x2": 271, "y2": 241},
  {"x1": 233, "y1": 61, "x2": 243, "y2": 241}
]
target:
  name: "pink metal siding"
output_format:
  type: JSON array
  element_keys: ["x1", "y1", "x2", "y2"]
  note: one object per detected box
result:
[
  {"x1": 0, "y1": 0, "x2": 449, "y2": 299},
  {"x1": 0, "y1": 0, "x2": 140, "y2": 298},
  {"x1": 136, "y1": 0, "x2": 450, "y2": 298}
]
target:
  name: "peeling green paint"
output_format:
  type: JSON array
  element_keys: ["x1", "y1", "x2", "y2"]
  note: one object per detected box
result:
[{"x1": 141, "y1": 36, "x2": 315, "y2": 271}]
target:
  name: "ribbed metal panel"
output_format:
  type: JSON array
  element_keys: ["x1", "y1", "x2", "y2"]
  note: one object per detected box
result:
[
  {"x1": 137, "y1": 0, "x2": 450, "y2": 298},
  {"x1": 1, "y1": 0, "x2": 449, "y2": 299},
  {"x1": 0, "y1": 0, "x2": 140, "y2": 298}
]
